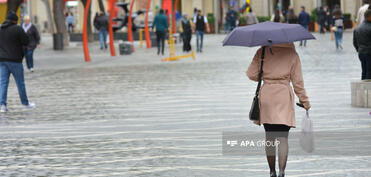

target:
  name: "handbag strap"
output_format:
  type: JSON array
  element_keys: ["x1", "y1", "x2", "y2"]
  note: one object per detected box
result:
[{"x1": 255, "y1": 46, "x2": 266, "y2": 96}]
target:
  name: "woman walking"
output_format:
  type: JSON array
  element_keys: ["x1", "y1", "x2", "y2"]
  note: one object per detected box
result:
[
  {"x1": 22, "y1": 15, "x2": 40, "y2": 72},
  {"x1": 246, "y1": 44, "x2": 311, "y2": 177},
  {"x1": 332, "y1": 9, "x2": 344, "y2": 50}
]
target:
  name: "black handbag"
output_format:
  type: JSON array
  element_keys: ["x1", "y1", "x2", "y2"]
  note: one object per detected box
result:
[{"x1": 249, "y1": 46, "x2": 266, "y2": 121}]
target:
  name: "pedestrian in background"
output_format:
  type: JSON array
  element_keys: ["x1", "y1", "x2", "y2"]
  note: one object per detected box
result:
[
  {"x1": 353, "y1": 9, "x2": 371, "y2": 80},
  {"x1": 324, "y1": 5, "x2": 332, "y2": 32},
  {"x1": 193, "y1": 10, "x2": 210, "y2": 53},
  {"x1": 175, "y1": 10, "x2": 182, "y2": 32},
  {"x1": 245, "y1": 8, "x2": 258, "y2": 25},
  {"x1": 22, "y1": 15, "x2": 40, "y2": 72},
  {"x1": 317, "y1": 7, "x2": 326, "y2": 33},
  {"x1": 94, "y1": 12, "x2": 109, "y2": 50},
  {"x1": 357, "y1": 0, "x2": 370, "y2": 24},
  {"x1": 66, "y1": 12, "x2": 75, "y2": 33},
  {"x1": 226, "y1": 7, "x2": 237, "y2": 31},
  {"x1": 298, "y1": 6, "x2": 310, "y2": 47},
  {"x1": 0, "y1": 11, "x2": 36, "y2": 113},
  {"x1": 271, "y1": 9, "x2": 284, "y2": 23},
  {"x1": 152, "y1": 9, "x2": 168, "y2": 55},
  {"x1": 181, "y1": 14, "x2": 192, "y2": 52},
  {"x1": 286, "y1": 7, "x2": 297, "y2": 24},
  {"x1": 247, "y1": 43, "x2": 311, "y2": 177},
  {"x1": 332, "y1": 9, "x2": 344, "y2": 50}
]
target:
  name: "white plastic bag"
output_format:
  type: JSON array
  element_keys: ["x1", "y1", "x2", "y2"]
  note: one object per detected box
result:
[
  {"x1": 301, "y1": 111, "x2": 312, "y2": 132},
  {"x1": 300, "y1": 111, "x2": 314, "y2": 153}
]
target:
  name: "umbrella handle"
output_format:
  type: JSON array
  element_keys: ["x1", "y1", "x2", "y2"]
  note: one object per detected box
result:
[
  {"x1": 296, "y1": 103, "x2": 305, "y2": 108},
  {"x1": 268, "y1": 40, "x2": 273, "y2": 54}
]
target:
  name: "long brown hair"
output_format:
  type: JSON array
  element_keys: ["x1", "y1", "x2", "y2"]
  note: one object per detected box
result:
[{"x1": 287, "y1": 9, "x2": 296, "y2": 20}]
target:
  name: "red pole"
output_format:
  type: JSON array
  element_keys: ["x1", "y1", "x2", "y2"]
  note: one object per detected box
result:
[
  {"x1": 128, "y1": 0, "x2": 135, "y2": 43},
  {"x1": 108, "y1": 0, "x2": 116, "y2": 56},
  {"x1": 144, "y1": 0, "x2": 152, "y2": 48},
  {"x1": 82, "y1": 0, "x2": 91, "y2": 62},
  {"x1": 172, "y1": 0, "x2": 178, "y2": 34}
]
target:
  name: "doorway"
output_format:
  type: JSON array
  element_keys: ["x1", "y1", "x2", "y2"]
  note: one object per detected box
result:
[
  {"x1": 322, "y1": 0, "x2": 341, "y2": 11},
  {"x1": 273, "y1": 0, "x2": 291, "y2": 12}
]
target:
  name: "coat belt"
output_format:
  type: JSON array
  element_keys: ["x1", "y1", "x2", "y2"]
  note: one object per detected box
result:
[{"x1": 263, "y1": 79, "x2": 290, "y2": 85}]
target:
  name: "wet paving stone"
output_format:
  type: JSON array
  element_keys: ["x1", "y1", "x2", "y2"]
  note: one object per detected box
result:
[{"x1": 0, "y1": 32, "x2": 370, "y2": 176}]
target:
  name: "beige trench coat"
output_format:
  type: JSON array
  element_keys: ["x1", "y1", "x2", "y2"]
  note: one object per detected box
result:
[{"x1": 246, "y1": 43, "x2": 310, "y2": 128}]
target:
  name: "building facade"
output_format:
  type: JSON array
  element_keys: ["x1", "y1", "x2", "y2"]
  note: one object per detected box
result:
[{"x1": 0, "y1": 0, "x2": 365, "y2": 33}]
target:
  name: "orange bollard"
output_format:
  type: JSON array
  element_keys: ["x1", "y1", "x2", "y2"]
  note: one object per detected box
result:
[
  {"x1": 108, "y1": 0, "x2": 116, "y2": 56},
  {"x1": 82, "y1": 0, "x2": 91, "y2": 62},
  {"x1": 144, "y1": 0, "x2": 152, "y2": 48},
  {"x1": 172, "y1": 0, "x2": 179, "y2": 34}
]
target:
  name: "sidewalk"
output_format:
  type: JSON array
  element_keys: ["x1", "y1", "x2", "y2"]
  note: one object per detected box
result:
[{"x1": 0, "y1": 32, "x2": 369, "y2": 177}]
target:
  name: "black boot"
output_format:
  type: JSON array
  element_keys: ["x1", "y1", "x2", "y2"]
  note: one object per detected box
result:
[{"x1": 270, "y1": 171, "x2": 277, "y2": 177}]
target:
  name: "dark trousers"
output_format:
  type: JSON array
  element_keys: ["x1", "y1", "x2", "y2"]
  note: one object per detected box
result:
[
  {"x1": 360, "y1": 53, "x2": 371, "y2": 80},
  {"x1": 68, "y1": 23, "x2": 74, "y2": 33},
  {"x1": 319, "y1": 22, "x2": 325, "y2": 33},
  {"x1": 156, "y1": 31, "x2": 165, "y2": 55},
  {"x1": 300, "y1": 25, "x2": 309, "y2": 46},
  {"x1": 24, "y1": 48, "x2": 34, "y2": 70},
  {"x1": 182, "y1": 32, "x2": 192, "y2": 52}
]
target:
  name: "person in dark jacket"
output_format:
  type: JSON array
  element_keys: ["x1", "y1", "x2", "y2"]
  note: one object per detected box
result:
[
  {"x1": 0, "y1": 12, "x2": 36, "y2": 113},
  {"x1": 298, "y1": 6, "x2": 310, "y2": 46},
  {"x1": 317, "y1": 7, "x2": 326, "y2": 33},
  {"x1": 181, "y1": 14, "x2": 192, "y2": 52},
  {"x1": 94, "y1": 12, "x2": 109, "y2": 50},
  {"x1": 226, "y1": 7, "x2": 237, "y2": 32},
  {"x1": 22, "y1": 15, "x2": 40, "y2": 72},
  {"x1": 324, "y1": 5, "x2": 332, "y2": 32},
  {"x1": 353, "y1": 9, "x2": 371, "y2": 80},
  {"x1": 152, "y1": 9, "x2": 168, "y2": 55},
  {"x1": 193, "y1": 10, "x2": 210, "y2": 53}
]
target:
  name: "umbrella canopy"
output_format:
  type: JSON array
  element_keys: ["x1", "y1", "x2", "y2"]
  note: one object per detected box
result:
[{"x1": 222, "y1": 22, "x2": 315, "y2": 47}]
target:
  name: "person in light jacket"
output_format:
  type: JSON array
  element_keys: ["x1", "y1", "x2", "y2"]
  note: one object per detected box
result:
[
  {"x1": 245, "y1": 8, "x2": 258, "y2": 25},
  {"x1": 22, "y1": 15, "x2": 40, "y2": 72},
  {"x1": 357, "y1": 0, "x2": 370, "y2": 24},
  {"x1": 246, "y1": 43, "x2": 311, "y2": 177}
]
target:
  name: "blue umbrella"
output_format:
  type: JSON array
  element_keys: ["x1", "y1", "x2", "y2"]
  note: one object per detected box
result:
[{"x1": 222, "y1": 22, "x2": 315, "y2": 47}]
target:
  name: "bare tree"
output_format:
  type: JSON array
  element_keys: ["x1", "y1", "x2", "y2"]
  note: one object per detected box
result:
[
  {"x1": 98, "y1": 0, "x2": 105, "y2": 13},
  {"x1": 7, "y1": 0, "x2": 23, "y2": 13},
  {"x1": 53, "y1": 0, "x2": 69, "y2": 46},
  {"x1": 41, "y1": 0, "x2": 55, "y2": 34},
  {"x1": 80, "y1": 0, "x2": 94, "y2": 42}
]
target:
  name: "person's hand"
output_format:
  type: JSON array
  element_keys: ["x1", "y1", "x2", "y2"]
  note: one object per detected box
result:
[
  {"x1": 37, "y1": 44, "x2": 40, "y2": 48},
  {"x1": 253, "y1": 120, "x2": 260, "y2": 126},
  {"x1": 206, "y1": 27, "x2": 210, "y2": 33}
]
